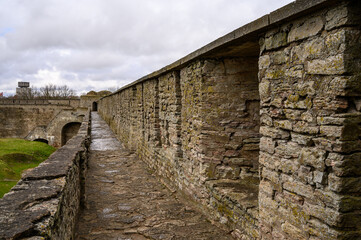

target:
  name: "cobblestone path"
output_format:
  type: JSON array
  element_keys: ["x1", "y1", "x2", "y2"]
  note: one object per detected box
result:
[{"x1": 75, "y1": 112, "x2": 232, "y2": 240}]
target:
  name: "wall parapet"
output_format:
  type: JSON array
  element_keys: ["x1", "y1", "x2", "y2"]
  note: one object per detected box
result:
[
  {"x1": 0, "y1": 99, "x2": 80, "y2": 108},
  {"x1": 0, "y1": 111, "x2": 91, "y2": 240}
]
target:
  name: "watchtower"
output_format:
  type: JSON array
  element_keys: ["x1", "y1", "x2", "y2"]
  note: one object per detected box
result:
[{"x1": 16, "y1": 82, "x2": 31, "y2": 97}]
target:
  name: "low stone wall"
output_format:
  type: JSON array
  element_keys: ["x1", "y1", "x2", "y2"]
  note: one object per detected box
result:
[
  {"x1": 0, "y1": 99, "x2": 80, "y2": 108},
  {"x1": 0, "y1": 111, "x2": 90, "y2": 240}
]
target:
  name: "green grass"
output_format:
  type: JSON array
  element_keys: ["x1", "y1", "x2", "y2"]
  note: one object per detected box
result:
[{"x1": 0, "y1": 139, "x2": 56, "y2": 198}]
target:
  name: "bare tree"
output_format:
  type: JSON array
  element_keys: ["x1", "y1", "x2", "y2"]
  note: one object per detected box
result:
[
  {"x1": 37, "y1": 84, "x2": 77, "y2": 99},
  {"x1": 57, "y1": 85, "x2": 75, "y2": 98},
  {"x1": 13, "y1": 84, "x2": 77, "y2": 99},
  {"x1": 39, "y1": 84, "x2": 57, "y2": 99}
]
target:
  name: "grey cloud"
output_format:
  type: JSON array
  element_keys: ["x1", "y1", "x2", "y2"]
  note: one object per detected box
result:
[{"x1": 0, "y1": 0, "x2": 293, "y2": 95}]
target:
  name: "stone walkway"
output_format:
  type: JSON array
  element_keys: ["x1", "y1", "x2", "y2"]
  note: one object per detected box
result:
[{"x1": 75, "y1": 112, "x2": 232, "y2": 240}]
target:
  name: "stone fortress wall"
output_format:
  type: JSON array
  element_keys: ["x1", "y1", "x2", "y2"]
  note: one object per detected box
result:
[
  {"x1": 98, "y1": 0, "x2": 361, "y2": 239},
  {"x1": 0, "y1": 98, "x2": 95, "y2": 147}
]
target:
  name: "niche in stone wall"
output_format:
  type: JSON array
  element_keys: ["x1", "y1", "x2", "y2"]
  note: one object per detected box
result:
[
  {"x1": 194, "y1": 56, "x2": 261, "y2": 232},
  {"x1": 159, "y1": 71, "x2": 182, "y2": 157},
  {"x1": 200, "y1": 57, "x2": 260, "y2": 182},
  {"x1": 61, "y1": 122, "x2": 81, "y2": 146}
]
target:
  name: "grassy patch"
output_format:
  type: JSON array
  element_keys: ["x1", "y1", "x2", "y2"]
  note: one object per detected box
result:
[{"x1": 0, "y1": 139, "x2": 56, "y2": 198}]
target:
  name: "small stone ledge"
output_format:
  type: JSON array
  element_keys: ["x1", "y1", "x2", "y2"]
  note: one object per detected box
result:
[
  {"x1": 0, "y1": 111, "x2": 91, "y2": 240},
  {"x1": 206, "y1": 178, "x2": 259, "y2": 238},
  {"x1": 207, "y1": 179, "x2": 259, "y2": 209}
]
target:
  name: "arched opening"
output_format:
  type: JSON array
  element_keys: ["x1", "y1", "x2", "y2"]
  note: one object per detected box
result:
[
  {"x1": 92, "y1": 102, "x2": 98, "y2": 111},
  {"x1": 61, "y1": 122, "x2": 81, "y2": 146},
  {"x1": 33, "y1": 138, "x2": 49, "y2": 144}
]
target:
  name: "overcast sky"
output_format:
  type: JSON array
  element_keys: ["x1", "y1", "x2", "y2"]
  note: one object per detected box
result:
[{"x1": 0, "y1": 0, "x2": 293, "y2": 96}]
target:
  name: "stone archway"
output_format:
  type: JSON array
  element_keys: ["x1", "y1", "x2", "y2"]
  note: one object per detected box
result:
[
  {"x1": 92, "y1": 102, "x2": 98, "y2": 111},
  {"x1": 33, "y1": 138, "x2": 49, "y2": 144},
  {"x1": 61, "y1": 122, "x2": 81, "y2": 146}
]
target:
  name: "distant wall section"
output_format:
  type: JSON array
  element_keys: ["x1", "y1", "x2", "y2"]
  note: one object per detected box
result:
[
  {"x1": 0, "y1": 105, "x2": 68, "y2": 139},
  {"x1": 0, "y1": 99, "x2": 86, "y2": 147}
]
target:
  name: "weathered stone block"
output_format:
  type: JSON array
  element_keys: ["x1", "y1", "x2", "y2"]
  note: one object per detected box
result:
[
  {"x1": 272, "y1": 49, "x2": 290, "y2": 65},
  {"x1": 304, "y1": 38, "x2": 325, "y2": 60},
  {"x1": 298, "y1": 165, "x2": 313, "y2": 185},
  {"x1": 277, "y1": 190, "x2": 305, "y2": 207},
  {"x1": 298, "y1": 147, "x2": 326, "y2": 171},
  {"x1": 288, "y1": 16, "x2": 323, "y2": 43},
  {"x1": 314, "y1": 189, "x2": 340, "y2": 209},
  {"x1": 328, "y1": 173, "x2": 361, "y2": 193},
  {"x1": 291, "y1": 132, "x2": 314, "y2": 146},
  {"x1": 270, "y1": 96, "x2": 283, "y2": 108},
  {"x1": 260, "y1": 152, "x2": 280, "y2": 171},
  {"x1": 259, "y1": 55, "x2": 271, "y2": 70},
  {"x1": 326, "y1": 152, "x2": 361, "y2": 177},
  {"x1": 261, "y1": 167, "x2": 280, "y2": 185},
  {"x1": 274, "y1": 120, "x2": 292, "y2": 131},
  {"x1": 300, "y1": 111, "x2": 314, "y2": 123},
  {"x1": 259, "y1": 206, "x2": 280, "y2": 228},
  {"x1": 284, "y1": 95, "x2": 312, "y2": 109},
  {"x1": 275, "y1": 142, "x2": 301, "y2": 159},
  {"x1": 281, "y1": 221, "x2": 306, "y2": 240},
  {"x1": 279, "y1": 158, "x2": 299, "y2": 174},
  {"x1": 285, "y1": 65, "x2": 304, "y2": 79},
  {"x1": 325, "y1": 4, "x2": 349, "y2": 31},
  {"x1": 325, "y1": 30, "x2": 346, "y2": 55},
  {"x1": 284, "y1": 109, "x2": 303, "y2": 120},
  {"x1": 260, "y1": 113, "x2": 273, "y2": 126},
  {"x1": 215, "y1": 165, "x2": 240, "y2": 179},
  {"x1": 313, "y1": 97, "x2": 348, "y2": 111},
  {"x1": 259, "y1": 180, "x2": 274, "y2": 197},
  {"x1": 304, "y1": 203, "x2": 341, "y2": 227},
  {"x1": 264, "y1": 67, "x2": 285, "y2": 80},
  {"x1": 293, "y1": 121, "x2": 319, "y2": 135},
  {"x1": 260, "y1": 126, "x2": 290, "y2": 139},
  {"x1": 320, "y1": 125, "x2": 343, "y2": 139},
  {"x1": 260, "y1": 137, "x2": 275, "y2": 154},
  {"x1": 317, "y1": 116, "x2": 345, "y2": 126},
  {"x1": 265, "y1": 32, "x2": 288, "y2": 50},
  {"x1": 225, "y1": 157, "x2": 253, "y2": 167},
  {"x1": 297, "y1": 82, "x2": 316, "y2": 98},
  {"x1": 307, "y1": 54, "x2": 345, "y2": 75},
  {"x1": 259, "y1": 192, "x2": 278, "y2": 210},
  {"x1": 313, "y1": 171, "x2": 327, "y2": 185},
  {"x1": 306, "y1": 218, "x2": 341, "y2": 239},
  {"x1": 283, "y1": 180, "x2": 314, "y2": 199},
  {"x1": 259, "y1": 80, "x2": 271, "y2": 100}
]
